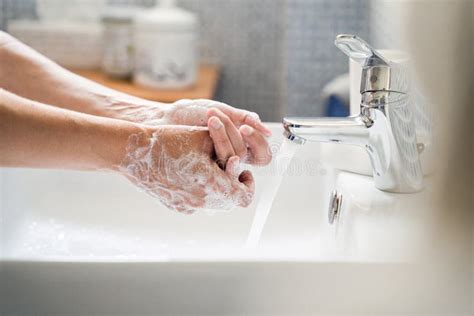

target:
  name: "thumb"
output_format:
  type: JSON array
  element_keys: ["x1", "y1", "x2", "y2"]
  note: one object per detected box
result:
[{"x1": 236, "y1": 170, "x2": 255, "y2": 207}]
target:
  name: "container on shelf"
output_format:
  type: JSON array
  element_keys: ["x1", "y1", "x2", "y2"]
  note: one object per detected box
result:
[
  {"x1": 133, "y1": 0, "x2": 198, "y2": 89},
  {"x1": 101, "y1": 6, "x2": 141, "y2": 79}
]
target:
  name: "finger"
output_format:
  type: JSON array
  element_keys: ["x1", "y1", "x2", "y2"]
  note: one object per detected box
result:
[
  {"x1": 225, "y1": 156, "x2": 241, "y2": 180},
  {"x1": 208, "y1": 116, "x2": 235, "y2": 168},
  {"x1": 193, "y1": 99, "x2": 272, "y2": 137},
  {"x1": 239, "y1": 170, "x2": 255, "y2": 191},
  {"x1": 208, "y1": 163, "x2": 255, "y2": 208},
  {"x1": 240, "y1": 125, "x2": 272, "y2": 166},
  {"x1": 207, "y1": 108, "x2": 247, "y2": 158},
  {"x1": 236, "y1": 170, "x2": 255, "y2": 207},
  {"x1": 176, "y1": 206, "x2": 196, "y2": 215},
  {"x1": 216, "y1": 105, "x2": 272, "y2": 137}
]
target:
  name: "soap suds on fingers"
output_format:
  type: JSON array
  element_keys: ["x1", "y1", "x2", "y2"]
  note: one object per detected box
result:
[{"x1": 117, "y1": 127, "x2": 254, "y2": 214}]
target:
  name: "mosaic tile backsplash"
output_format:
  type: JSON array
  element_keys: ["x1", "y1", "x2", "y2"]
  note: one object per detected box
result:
[{"x1": 0, "y1": 0, "x2": 370, "y2": 121}]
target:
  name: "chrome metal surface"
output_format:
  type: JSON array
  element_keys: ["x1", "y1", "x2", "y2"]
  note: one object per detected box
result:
[
  {"x1": 328, "y1": 190, "x2": 342, "y2": 225},
  {"x1": 283, "y1": 129, "x2": 306, "y2": 145},
  {"x1": 335, "y1": 34, "x2": 407, "y2": 94},
  {"x1": 283, "y1": 35, "x2": 423, "y2": 193}
]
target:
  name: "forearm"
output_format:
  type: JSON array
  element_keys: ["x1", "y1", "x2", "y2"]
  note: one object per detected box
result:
[
  {"x1": 0, "y1": 88, "x2": 151, "y2": 171},
  {"x1": 0, "y1": 31, "x2": 166, "y2": 120}
]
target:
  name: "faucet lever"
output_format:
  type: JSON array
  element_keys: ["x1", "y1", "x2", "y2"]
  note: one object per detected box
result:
[
  {"x1": 335, "y1": 34, "x2": 389, "y2": 67},
  {"x1": 335, "y1": 34, "x2": 406, "y2": 94}
]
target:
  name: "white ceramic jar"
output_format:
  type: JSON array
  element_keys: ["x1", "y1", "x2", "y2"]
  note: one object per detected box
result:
[
  {"x1": 101, "y1": 7, "x2": 140, "y2": 78},
  {"x1": 133, "y1": 0, "x2": 198, "y2": 89}
]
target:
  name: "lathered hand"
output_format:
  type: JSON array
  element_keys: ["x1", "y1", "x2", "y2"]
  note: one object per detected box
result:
[
  {"x1": 118, "y1": 125, "x2": 255, "y2": 214},
  {"x1": 113, "y1": 99, "x2": 273, "y2": 167}
]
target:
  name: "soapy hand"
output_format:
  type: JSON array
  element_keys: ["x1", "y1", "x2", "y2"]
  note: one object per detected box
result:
[
  {"x1": 119, "y1": 125, "x2": 255, "y2": 214},
  {"x1": 0, "y1": 34, "x2": 267, "y2": 215},
  {"x1": 113, "y1": 99, "x2": 273, "y2": 167}
]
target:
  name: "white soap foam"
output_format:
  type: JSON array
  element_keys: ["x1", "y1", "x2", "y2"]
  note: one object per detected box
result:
[
  {"x1": 119, "y1": 128, "x2": 246, "y2": 214},
  {"x1": 246, "y1": 140, "x2": 298, "y2": 248}
]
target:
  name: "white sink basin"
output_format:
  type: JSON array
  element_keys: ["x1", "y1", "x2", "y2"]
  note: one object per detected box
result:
[
  {"x1": 1, "y1": 124, "x2": 335, "y2": 262},
  {"x1": 0, "y1": 123, "x2": 470, "y2": 314}
]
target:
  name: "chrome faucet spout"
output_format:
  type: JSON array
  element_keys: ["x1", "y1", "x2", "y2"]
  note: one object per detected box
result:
[
  {"x1": 283, "y1": 116, "x2": 370, "y2": 146},
  {"x1": 282, "y1": 34, "x2": 424, "y2": 193}
]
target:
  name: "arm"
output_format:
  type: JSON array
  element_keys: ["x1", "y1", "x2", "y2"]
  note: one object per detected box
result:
[
  {"x1": 0, "y1": 31, "x2": 160, "y2": 120},
  {"x1": 0, "y1": 88, "x2": 144, "y2": 170},
  {"x1": 0, "y1": 31, "x2": 272, "y2": 167}
]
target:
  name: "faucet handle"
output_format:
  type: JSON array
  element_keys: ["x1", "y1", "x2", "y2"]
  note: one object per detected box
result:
[
  {"x1": 335, "y1": 34, "x2": 408, "y2": 94},
  {"x1": 335, "y1": 34, "x2": 389, "y2": 67}
]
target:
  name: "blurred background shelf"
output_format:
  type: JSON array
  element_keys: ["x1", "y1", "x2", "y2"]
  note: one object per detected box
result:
[
  {"x1": 2, "y1": 0, "x2": 370, "y2": 121},
  {"x1": 72, "y1": 64, "x2": 220, "y2": 103}
]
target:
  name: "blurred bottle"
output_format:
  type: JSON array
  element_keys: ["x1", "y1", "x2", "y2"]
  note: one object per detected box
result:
[
  {"x1": 133, "y1": 0, "x2": 198, "y2": 89},
  {"x1": 101, "y1": 6, "x2": 141, "y2": 79}
]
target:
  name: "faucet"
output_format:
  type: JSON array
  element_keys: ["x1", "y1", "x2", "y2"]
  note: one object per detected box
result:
[{"x1": 283, "y1": 34, "x2": 423, "y2": 193}]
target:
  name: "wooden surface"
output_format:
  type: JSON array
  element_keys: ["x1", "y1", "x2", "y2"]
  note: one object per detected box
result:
[{"x1": 72, "y1": 65, "x2": 220, "y2": 103}]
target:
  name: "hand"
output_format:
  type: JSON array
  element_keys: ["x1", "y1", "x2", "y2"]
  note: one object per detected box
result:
[
  {"x1": 161, "y1": 99, "x2": 272, "y2": 136},
  {"x1": 116, "y1": 99, "x2": 273, "y2": 167},
  {"x1": 118, "y1": 125, "x2": 255, "y2": 214}
]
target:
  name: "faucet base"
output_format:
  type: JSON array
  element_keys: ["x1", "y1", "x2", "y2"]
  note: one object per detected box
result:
[{"x1": 283, "y1": 130, "x2": 306, "y2": 145}]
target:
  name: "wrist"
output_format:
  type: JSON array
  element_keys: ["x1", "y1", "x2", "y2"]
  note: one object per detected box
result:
[
  {"x1": 101, "y1": 95, "x2": 168, "y2": 125},
  {"x1": 97, "y1": 118, "x2": 158, "y2": 172}
]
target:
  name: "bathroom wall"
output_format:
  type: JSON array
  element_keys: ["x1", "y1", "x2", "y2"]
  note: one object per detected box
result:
[
  {"x1": 179, "y1": 0, "x2": 287, "y2": 121},
  {"x1": 0, "y1": 0, "x2": 36, "y2": 27},
  {"x1": 0, "y1": 0, "x2": 370, "y2": 121},
  {"x1": 471, "y1": 5, "x2": 473, "y2": 314},
  {"x1": 286, "y1": 0, "x2": 370, "y2": 116},
  {"x1": 0, "y1": 1, "x2": 3, "y2": 30},
  {"x1": 395, "y1": 1, "x2": 473, "y2": 312},
  {"x1": 370, "y1": 0, "x2": 409, "y2": 49}
]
